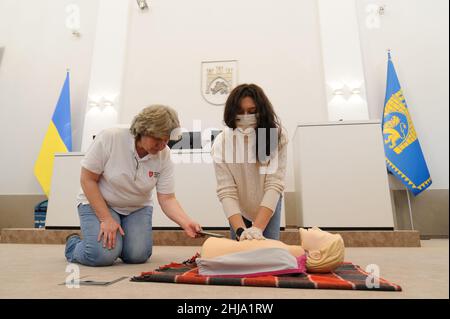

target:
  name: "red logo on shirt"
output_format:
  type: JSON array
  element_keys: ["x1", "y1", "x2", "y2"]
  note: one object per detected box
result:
[{"x1": 148, "y1": 171, "x2": 160, "y2": 178}]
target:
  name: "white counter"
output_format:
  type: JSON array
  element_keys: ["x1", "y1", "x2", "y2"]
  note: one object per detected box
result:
[
  {"x1": 45, "y1": 151, "x2": 286, "y2": 229},
  {"x1": 293, "y1": 121, "x2": 394, "y2": 228}
]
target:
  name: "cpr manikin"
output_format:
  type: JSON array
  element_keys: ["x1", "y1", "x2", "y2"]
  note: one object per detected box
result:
[{"x1": 200, "y1": 227, "x2": 345, "y2": 273}]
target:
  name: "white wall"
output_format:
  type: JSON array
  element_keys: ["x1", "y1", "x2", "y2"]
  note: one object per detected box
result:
[
  {"x1": 0, "y1": 0, "x2": 448, "y2": 195},
  {"x1": 356, "y1": 0, "x2": 449, "y2": 189},
  {"x1": 318, "y1": 0, "x2": 369, "y2": 121},
  {"x1": 0, "y1": 0, "x2": 99, "y2": 194},
  {"x1": 80, "y1": 0, "x2": 131, "y2": 151},
  {"x1": 121, "y1": 0, "x2": 328, "y2": 191}
]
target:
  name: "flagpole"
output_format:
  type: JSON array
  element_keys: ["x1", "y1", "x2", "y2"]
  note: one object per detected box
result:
[{"x1": 405, "y1": 188, "x2": 415, "y2": 230}]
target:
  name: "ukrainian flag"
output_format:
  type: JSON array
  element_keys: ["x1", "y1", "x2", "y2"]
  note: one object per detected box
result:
[
  {"x1": 382, "y1": 52, "x2": 431, "y2": 196},
  {"x1": 34, "y1": 72, "x2": 72, "y2": 197}
]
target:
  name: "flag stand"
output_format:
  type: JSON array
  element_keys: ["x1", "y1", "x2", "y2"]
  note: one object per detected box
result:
[{"x1": 405, "y1": 187, "x2": 415, "y2": 230}]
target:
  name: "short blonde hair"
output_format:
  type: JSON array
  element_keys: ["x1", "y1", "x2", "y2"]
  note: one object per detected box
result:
[
  {"x1": 130, "y1": 105, "x2": 180, "y2": 140},
  {"x1": 306, "y1": 234, "x2": 345, "y2": 273}
]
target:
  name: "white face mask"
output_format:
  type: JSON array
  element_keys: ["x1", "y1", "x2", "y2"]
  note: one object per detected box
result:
[{"x1": 236, "y1": 114, "x2": 257, "y2": 130}]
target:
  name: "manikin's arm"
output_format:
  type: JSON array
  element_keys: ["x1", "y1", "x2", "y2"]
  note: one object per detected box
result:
[{"x1": 201, "y1": 237, "x2": 305, "y2": 259}]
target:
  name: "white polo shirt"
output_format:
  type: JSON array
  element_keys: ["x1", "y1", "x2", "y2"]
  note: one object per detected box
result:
[{"x1": 76, "y1": 128, "x2": 175, "y2": 215}]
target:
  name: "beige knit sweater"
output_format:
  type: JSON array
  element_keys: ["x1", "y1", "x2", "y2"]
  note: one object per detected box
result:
[{"x1": 211, "y1": 127, "x2": 288, "y2": 222}]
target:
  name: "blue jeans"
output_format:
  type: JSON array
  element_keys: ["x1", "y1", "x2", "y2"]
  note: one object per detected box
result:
[
  {"x1": 230, "y1": 197, "x2": 282, "y2": 240},
  {"x1": 65, "y1": 204, "x2": 153, "y2": 267}
]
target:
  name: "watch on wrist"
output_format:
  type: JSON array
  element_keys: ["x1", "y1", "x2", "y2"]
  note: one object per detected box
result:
[{"x1": 235, "y1": 227, "x2": 245, "y2": 241}]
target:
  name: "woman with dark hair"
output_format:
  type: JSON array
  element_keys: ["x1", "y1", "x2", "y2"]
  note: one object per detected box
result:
[{"x1": 211, "y1": 84, "x2": 287, "y2": 241}]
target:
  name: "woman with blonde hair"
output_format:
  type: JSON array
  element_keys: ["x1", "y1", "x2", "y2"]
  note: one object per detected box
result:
[{"x1": 65, "y1": 105, "x2": 202, "y2": 267}]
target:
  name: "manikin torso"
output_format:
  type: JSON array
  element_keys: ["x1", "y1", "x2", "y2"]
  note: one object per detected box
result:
[{"x1": 201, "y1": 238, "x2": 305, "y2": 259}]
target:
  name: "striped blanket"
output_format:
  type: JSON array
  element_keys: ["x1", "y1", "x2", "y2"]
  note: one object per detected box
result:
[{"x1": 131, "y1": 254, "x2": 402, "y2": 291}]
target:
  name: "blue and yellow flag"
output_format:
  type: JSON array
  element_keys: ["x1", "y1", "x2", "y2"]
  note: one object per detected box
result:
[
  {"x1": 382, "y1": 52, "x2": 431, "y2": 196},
  {"x1": 34, "y1": 72, "x2": 72, "y2": 196}
]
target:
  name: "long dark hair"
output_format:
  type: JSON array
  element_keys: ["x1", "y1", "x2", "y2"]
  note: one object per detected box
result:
[{"x1": 223, "y1": 83, "x2": 281, "y2": 162}]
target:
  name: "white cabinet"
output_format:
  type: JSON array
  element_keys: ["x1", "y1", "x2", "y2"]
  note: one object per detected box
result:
[
  {"x1": 152, "y1": 151, "x2": 228, "y2": 228},
  {"x1": 293, "y1": 121, "x2": 394, "y2": 228},
  {"x1": 153, "y1": 151, "x2": 287, "y2": 228},
  {"x1": 46, "y1": 151, "x2": 286, "y2": 228},
  {"x1": 45, "y1": 153, "x2": 84, "y2": 228}
]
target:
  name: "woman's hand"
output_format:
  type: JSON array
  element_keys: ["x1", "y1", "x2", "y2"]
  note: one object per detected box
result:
[
  {"x1": 181, "y1": 220, "x2": 202, "y2": 238},
  {"x1": 240, "y1": 226, "x2": 265, "y2": 240},
  {"x1": 97, "y1": 217, "x2": 125, "y2": 249}
]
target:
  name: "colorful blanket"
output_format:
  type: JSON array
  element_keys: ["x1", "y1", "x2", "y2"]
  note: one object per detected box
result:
[{"x1": 131, "y1": 254, "x2": 402, "y2": 291}]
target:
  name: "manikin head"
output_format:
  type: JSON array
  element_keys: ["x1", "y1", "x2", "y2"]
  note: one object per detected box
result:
[{"x1": 299, "y1": 226, "x2": 345, "y2": 273}]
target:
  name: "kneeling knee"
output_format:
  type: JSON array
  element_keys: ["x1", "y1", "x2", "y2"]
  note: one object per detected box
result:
[
  {"x1": 87, "y1": 248, "x2": 121, "y2": 267},
  {"x1": 122, "y1": 250, "x2": 152, "y2": 264}
]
